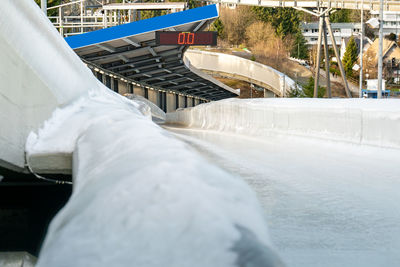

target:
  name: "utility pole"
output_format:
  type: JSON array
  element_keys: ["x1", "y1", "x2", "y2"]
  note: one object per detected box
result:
[
  {"x1": 325, "y1": 15, "x2": 352, "y2": 97},
  {"x1": 41, "y1": 0, "x2": 47, "y2": 14},
  {"x1": 323, "y1": 16, "x2": 331, "y2": 98},
  {"x1": 359, "y1": 0, "x2": 364, "y2": 98},
  {"x1": 314, "y1": 12, "x2": 324, "y2": 98},
  {"x1": 378, "y1": 0, "x2": 384, "y2": 98}
]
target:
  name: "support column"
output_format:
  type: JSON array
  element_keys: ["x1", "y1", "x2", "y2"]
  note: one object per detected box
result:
[
  {"x1": 359, "y1": 0, "x2": 364, "y2": 98},
  {"x1": 41, "y1": 0, "x2": 47, "y2": 14},
  {"x1": 179, "y1": 95, "x2": 185, "y2": 108},
  {"x1": 323, "y1": 16, "x2": 331, "y2": 98},
  {"x1": 166, "y1": 93, "x2": 176, "y2": 113},
  {"x1": 133, "y1": 86, "x2": 144, "y2": 97},
  {"x1": 59, "y1": 7, "x2": 63, "y2": 36},
  {"x1": 175, "y1": 94, "x2": 179, "y2": 109},
  {"x1": 314, "y1": 14, "x2": 324, "y2": 98},
  {"x1": 325, "y1": 15, "x2": 352, "y2": 98},
  {"x1": 378, "y1": 0, "x2": 384, "y2": 98},
  {"x1": 147, "y1": 89, "x2": 158, "y2": 106},
  {"x1": 80, "y1": 1, "x2": 84, "y2": 33}
]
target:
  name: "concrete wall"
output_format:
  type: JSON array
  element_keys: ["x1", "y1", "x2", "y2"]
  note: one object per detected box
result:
[
  {"x1": 147, "y1": 89, "x2": 158, "y2": 106},
  {"x1": 186, "y1": 97, "x2": 192, "y2": 108},
  {"x1": 133, "y1": 86, "x2": 145, "y2": 97},
  {"x1": 166, "y1": 93, "x2": 176, "y2": 113},
  {"x1": 118, "y1": 80, "x2": 129, "y2": 95},
  {"x1": 178, "y1": 95, "x2": 186, "y2": 108},
  {"x1": 184, "y1": 50, "x2": 296, "y2": 97}
]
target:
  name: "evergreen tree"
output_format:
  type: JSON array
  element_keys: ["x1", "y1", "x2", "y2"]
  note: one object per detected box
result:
[
  {"x1": 210, "y1": 18, "x2": 225, "y2": 39},
  {"x1": 290, "y1": 31, "x2": 308, "y2": 59},
  {"x1": 34, "y1": 0, "x2": 61, "y2": 16},
  {"x1": 342, "y1": 36, "x2": 358, "y2": 76},
  {"x1": 386, "y1": 33, "x2": 397, "y2": 41},
  {"x1": 251, "y1": 7, "x2": 300, "y2": 38},
  {"x1": 329, "y1": 9, "x2": 351, "y2": 23},
  {"x1": 302, "y1": 76, "x2": 326, "y2": 98},
  {"x1": 288, "y1": 83, "x2": 304, "y2": 97}
]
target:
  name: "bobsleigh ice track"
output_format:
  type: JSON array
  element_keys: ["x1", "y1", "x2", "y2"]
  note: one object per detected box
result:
[
  {"x1": 167, "y1": 98, "x2": 400, "y2": 149},
  {"x1": 1, "y1": 1, "x2": 284, "y2": 267},
  {"x1": 1, "y1": 1, "x2": 400, "y2": 267}
]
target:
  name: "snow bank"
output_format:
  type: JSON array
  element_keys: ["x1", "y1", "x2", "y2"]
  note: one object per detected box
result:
[
  {"x1": 33, "y1": 85, "x2": 283, "y2": 267},
  {"x1": 167, "y1": 98, "x2": 400, "y2": 149},
  {"x1": 125, "y1": 94, "x2": 166, "y2": 121}
]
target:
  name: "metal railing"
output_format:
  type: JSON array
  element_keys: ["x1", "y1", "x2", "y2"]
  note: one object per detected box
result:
[{"x1": 46, "y1": 0, "x2": 185, "y2": 37}]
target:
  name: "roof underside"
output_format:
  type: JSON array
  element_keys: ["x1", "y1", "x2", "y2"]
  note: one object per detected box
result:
[{"x1": 65, "y1": 5, "x2": 238, "y2": 101}]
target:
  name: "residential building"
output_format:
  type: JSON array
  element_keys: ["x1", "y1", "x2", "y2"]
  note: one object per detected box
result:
[
  {"x1": 370, "y1": 11, "x2": 400, "y2": 37},
  {"x1": 301, "y1": 22, "x2": 361, "y2": 46},
  {"x1": 362, "y1": 38, "x2": 400, "y2": 81}
]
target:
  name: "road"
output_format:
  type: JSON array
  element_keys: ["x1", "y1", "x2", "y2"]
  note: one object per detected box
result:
[{"x1": 164, "y1": 125, "x2": 400, "y2": 267}]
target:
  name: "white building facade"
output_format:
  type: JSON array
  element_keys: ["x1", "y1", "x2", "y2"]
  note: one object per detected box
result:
[
  {"x1": 301, "y1": 22, "x2": 362, "y2": 46},
  {"x1": 370, "y1": 11, "x2": 400, "y2": 37}
]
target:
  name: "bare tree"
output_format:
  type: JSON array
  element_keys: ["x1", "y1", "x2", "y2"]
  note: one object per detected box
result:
[{"x1": 220, "y1": 6, "x2": 255, "y2": 46}]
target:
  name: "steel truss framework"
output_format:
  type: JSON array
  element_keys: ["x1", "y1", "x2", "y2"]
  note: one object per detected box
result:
[{"x1": 66, "y1": 5, "x2": 238, "y2": 101}]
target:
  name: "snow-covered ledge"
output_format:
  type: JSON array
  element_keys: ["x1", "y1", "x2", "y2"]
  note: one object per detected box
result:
[
  {"x1": 32, "y1": 87, "x2": 284, "y2": 267},
  {"x1": 166, "y1": 98, "x2": 400, "y2": 149}
]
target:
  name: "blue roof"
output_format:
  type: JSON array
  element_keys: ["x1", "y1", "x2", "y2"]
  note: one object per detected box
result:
[{"x1": 65, "y1": 4, "x2": 219, "y2": 49}]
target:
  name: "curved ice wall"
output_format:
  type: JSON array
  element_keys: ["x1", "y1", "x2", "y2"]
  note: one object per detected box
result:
[{"x1": 167, "y1": 98, "x2": 400, "y2": 149}]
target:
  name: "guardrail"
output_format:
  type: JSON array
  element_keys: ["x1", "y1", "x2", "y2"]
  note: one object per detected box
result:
[{"x1": 202, "y1": 0, "x2": 400, "y2": 12}]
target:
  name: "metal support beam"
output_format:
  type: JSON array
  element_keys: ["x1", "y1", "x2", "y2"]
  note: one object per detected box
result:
[
  {"x1": 359, "y1": 0, "x2": 364, "y2": 98},
  {"x1": 314, "y1": 13, "x2": 324, "y2": 98},
  {"x1": 378, "y1": 0, "x2": 384, "y2": 98},
  {"x1": 140, "y1": 73, "x2": 184, "y2": 82},
  {"x1": 323, "y1": 17, "x2": 331, "y2": 98},
  {"x1": 168, "y1": 81, "x2": 205, "y2": 90},
  {"x1": 80, "y1": 0, "x2": 84, "y2": 33},
  {"x1": 108, "y1": 57, "x2": 162, "y2": 70},
  {"x1": 325, "y1": 15, "x2": 352, "y2": 97},
  {"x1": 41, "y1": 0, "x2": 47, "y2": 14},
  {"x1": 122, "y1": 37, "x2": 141, "y2": 47}
]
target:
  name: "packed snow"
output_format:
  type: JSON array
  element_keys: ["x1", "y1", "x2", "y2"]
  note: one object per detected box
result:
[
  {"x1": 32, "y1": 87, "x2": 283, "y2": 267},
  {"x1": 125, "y1": 93, "x2": 166, "y2": 121}
]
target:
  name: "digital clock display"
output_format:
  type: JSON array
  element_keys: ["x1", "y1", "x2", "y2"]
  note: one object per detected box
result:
[{"x1": 155, "y1": 31, "x2": 217, "y2": 46}]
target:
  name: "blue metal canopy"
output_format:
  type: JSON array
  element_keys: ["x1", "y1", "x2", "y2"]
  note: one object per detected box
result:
[
  {"x1": 66, "y1": 4, "x2": 219, "y2": 49},
  {"x1": 65, "y1": 5, "x2": 238, "y2": 101}
]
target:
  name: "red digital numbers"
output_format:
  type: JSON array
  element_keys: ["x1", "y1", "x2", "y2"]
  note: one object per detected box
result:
[
  {"x1": 177, "y1": 32, "x2": 195, "y2": 45},
  {"x1": 156, "y1": 31, "x2": 217, "y2": 46}
]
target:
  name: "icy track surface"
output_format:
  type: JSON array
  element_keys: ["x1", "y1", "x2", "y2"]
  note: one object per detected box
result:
[{"x1": 164, "y1": 125, "x2": 400, "y2": 267}]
